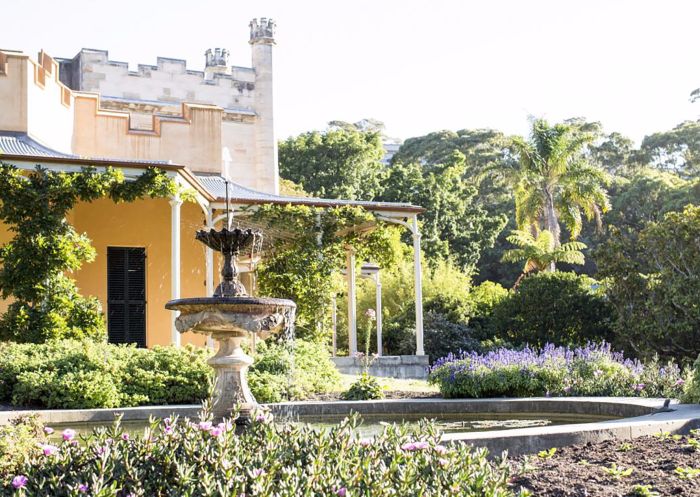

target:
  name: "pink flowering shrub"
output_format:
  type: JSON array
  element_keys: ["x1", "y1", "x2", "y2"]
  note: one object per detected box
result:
[{"x1": 0, "y1": 414, "x2": 515, "y2": 497}]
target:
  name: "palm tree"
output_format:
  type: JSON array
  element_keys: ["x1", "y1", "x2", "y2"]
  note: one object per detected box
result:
[
  {"x1": 502, "y1": 229, "x2": 586, "y2": 275},
  {"x1": 512, "y1": 119, "x2": 611, "y2": 245}
]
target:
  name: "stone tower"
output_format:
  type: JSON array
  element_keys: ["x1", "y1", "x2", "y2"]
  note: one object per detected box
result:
[{"x1": 250, "y1": 18, "x2": 278, "y2": 194}]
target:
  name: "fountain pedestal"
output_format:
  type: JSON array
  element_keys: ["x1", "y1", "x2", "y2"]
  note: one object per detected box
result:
[
  {"x1": 165, "y1": 297, "x2": 296, "y2": 424},
  {"x1": 208, "y1": 332, "x2": 256, "y2": 422}
]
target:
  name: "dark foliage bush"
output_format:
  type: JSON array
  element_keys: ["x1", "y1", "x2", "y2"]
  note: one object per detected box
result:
[
  {"x1": 487, "y1": 272, "x2": 614, "y2": 348},
  {"x1": 385, "y1": 281, "x2": 508, "y2": 362}
]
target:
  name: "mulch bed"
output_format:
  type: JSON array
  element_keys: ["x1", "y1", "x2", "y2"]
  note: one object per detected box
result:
[{"x1": 510, "y1": 432, "x2": 700, "y2": 496}]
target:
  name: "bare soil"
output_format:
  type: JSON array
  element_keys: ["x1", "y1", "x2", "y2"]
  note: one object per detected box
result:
[{"x1": 510, "y1": 432, "x2": 700, "y2": 496}]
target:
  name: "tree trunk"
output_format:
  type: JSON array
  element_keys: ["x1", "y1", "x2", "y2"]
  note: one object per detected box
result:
[{"x1": 543, "y1": 186, "x2": 560, "y2": 272}]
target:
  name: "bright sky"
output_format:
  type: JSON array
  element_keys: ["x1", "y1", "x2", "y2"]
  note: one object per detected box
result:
[{"x1": 5, "y1": 0, "x2": 700, "y2": 143}]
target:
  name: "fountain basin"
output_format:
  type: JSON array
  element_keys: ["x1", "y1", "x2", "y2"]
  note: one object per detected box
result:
[{"x1": 165, "y1": 297, "x2": 296, "y2": 340}]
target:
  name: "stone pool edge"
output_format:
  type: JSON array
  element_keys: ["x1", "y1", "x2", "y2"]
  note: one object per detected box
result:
[{"x1": 2, "y1": 397, "x2": 698, "y2": 456}]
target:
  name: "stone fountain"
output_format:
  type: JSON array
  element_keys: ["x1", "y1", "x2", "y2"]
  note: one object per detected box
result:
[{"x1": 166, "y1": 224, "x2": 295, "y2": 424}]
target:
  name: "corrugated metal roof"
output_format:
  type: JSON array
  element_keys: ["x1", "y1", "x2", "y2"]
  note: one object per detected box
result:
[
  {"x1": 0, "y1": 132, "x2": 171, "y2": 165},
  {"x1": 195, "y1": 174, "x2": 422, "y2": 212},
  {"x1": 0, "y1": 132, "x2": 76, "y2": 158}
]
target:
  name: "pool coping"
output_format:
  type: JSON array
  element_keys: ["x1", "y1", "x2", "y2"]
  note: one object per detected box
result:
[{"x1": 2, "y1": 397, "x2": 698, "y2": 456}]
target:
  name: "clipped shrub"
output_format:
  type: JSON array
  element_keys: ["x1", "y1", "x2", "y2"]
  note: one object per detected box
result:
[
  {"x1": 428, "y1": 342, "x2": 685, "y2": 399},
  {"x1": 342, "y1": 373, "x2": 385, "y2": 400},
  {"x1": 0, "y1": 339, "x2": 338, "y2": 409},
  {"x1": 488, "y1": 272, "x2": 614, "y2": 347},
  {"x1": 248, "y1": 339, "x2": 340, "y2": 403},
  {"x1": 0, "y1": 414, "x2": 514, "y2": 496},
  {"x1": 0, "y1": 340, "x2": 209, "y2": 409}
]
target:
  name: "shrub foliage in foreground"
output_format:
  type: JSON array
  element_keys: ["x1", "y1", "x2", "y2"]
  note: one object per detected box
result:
[
  {"x1": 0, "y1": 414, "x2": 517, "y2": 497},
  {"x1": 0, "y1": 339, "x2": 339, "y2": 409},
  {"x1": 428, "y1": 342, "x2": 686, "y2": 399}
]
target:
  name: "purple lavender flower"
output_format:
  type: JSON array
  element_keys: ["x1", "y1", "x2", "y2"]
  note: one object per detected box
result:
[
  {"x1": 78, "y1": 483, "x2": 88, "y2": 493},
  {"x1": 335, "y1": 487, "x2": 347, "y2": 497},
  {"x1": 121, "y1": 433, "x2": 130, "y2": 441},
  {"x1": 210, "y1": 426, "x2": 224, "y2": 437},
  {"x1": 252, "y1": 468, "x2": 265, "y2": 478},
  {"x1": 198, "y1": 421, "x2": 213, "y2": 431},
  {"x1": 44, "y1": 427, "x2": 54, "y2": 435}
]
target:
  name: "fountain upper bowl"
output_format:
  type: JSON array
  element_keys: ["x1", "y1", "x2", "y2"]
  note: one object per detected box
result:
[
  {"x1": 165, "y1": 296, "x2": 295, "y2": 314},
  {"x1": 165, "y1": 297, "x2": 296, "y2": 338}
]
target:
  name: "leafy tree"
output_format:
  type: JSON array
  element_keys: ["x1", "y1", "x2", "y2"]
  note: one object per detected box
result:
[
  {"x1": 598, "y1": 204, "x2": 700, "y2": 361},
  {"x1": 252, "y1": 204, "x2": 402, "y2": 341},
  {"x1": 501, "y1": 229, "x2": 586, "y2": 274},
  {"x1": 278, "y1": 128, "x2": 385, "y2": 200},
  {"x1": 0, "y1": 164, "x2": 176, "y2": 343},
  {"x1": 512, "y1": 119, "x2": 611, "y2": 249},
  {"x1": 588, "y1": 131, "x2": 637, "y2": 176},
  {"x1": 379, "y1": 152, "x2": 507, "y2": 271},
  {"x1": 638, "y1": 120, "x2": 700, "y2": 178}
]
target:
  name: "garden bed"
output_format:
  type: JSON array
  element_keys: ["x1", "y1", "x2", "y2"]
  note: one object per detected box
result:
[{"x1": 512, "y1": 432, "x2": 700, "y2": 496}]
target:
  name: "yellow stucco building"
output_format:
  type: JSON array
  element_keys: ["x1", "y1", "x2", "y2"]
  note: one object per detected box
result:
[{"x1": 0, "y1": 19, "x2": 426, "y2": 356}]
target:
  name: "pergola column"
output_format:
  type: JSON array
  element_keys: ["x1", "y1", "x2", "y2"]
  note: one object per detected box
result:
[
  {"x1": 375, "y1": 272, "x2": 383, "y2": 356},
  {"x1": 331, "y1": 294, "x2": 338, "y2": 357},
  {"x1": 412, "y1": 215, "x2": 424, "y2": 356},
  {"x1": 169, "y1": 196, "x2": 183, "y2": 347},
  {"x1": 346, "y1": 247, "x2": 358, "y2": 355}
]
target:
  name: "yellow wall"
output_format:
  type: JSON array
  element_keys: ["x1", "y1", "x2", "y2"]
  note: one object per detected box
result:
[
  {"x1": 70, "y1": 197, "x2": 208, "y2": 347},
  {"x1": 0, "y1": 221, "x2": 13, "y2": 315}
]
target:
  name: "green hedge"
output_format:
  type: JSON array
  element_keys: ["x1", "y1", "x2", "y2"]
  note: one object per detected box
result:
[
  {"x1": 0, "y1": 339, "x2": 340, "y2": 409},
  {"x1": 0, "y1": 415, "x2": 516, "y2": 497}
]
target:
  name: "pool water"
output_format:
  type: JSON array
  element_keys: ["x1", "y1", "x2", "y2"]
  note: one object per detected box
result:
[{"x1": 46, "y1": 412, "x2": 614, "y2": 440}]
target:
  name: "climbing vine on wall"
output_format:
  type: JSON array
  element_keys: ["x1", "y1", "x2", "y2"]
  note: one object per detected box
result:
[
  {"x1": 251, "y1": 204, "x2": 404, "y2": 341},
  {"x1": 0, "y1": 164, "x2": 177, "y2": 343}
]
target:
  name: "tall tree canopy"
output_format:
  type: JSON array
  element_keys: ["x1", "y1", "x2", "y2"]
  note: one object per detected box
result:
[
  {"x1": 278, "y1": 128, "x2": 385, "y2": 200},
  {"x1": 379, "y1": 152, "x2": 506, "y2": 271},
  {"x1": 638, "y1": 120, "x2": 700, "y2": 178},
  {"x1": 511, "y1": 119, "x2": 611, "y2": 249}
]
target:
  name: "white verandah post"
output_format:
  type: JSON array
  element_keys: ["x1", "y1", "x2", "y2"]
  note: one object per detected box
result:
[
  {"x1": 169, "y1": 196, "x2": 182, "y2": 347},
  {"x1": 412, "y1": 215, "x2": 424, "y2": 356},
  {"x1": 375, "y1": 271, "x2": 383, "y2": 356},
  {"x1": 346, "y1": 247, "x2": 358, "y2": 355}
]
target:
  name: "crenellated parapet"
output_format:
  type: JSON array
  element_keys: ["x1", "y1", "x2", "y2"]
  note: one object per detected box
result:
[{"x1": 249, "y1": 18, "x2": 276, "y2": 44}]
